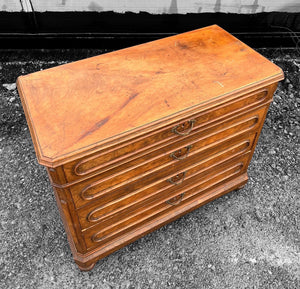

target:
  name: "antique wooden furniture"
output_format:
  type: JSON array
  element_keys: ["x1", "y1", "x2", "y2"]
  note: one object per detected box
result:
[{"x1": 16, "y1": 25, "x2": 284, "y2": 271}]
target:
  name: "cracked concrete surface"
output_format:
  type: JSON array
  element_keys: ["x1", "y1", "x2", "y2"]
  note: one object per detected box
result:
[{"x1": 0, "y1": 48, "x2": 299, "y2": 288}]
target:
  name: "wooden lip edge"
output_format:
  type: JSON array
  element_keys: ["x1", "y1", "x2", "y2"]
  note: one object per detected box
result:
[
  {"x1": 70, "y1": 173, "x2": 249, "y2": 265},
  {"x1": 17, "y1": 66, "x2": 284, "y2": 169}
]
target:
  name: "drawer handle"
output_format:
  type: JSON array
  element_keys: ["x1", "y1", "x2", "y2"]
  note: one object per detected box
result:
[
  {"x1": 172, "y1": 119, "x2": 196, "y2": 136},
  {"x1": 170, "y1": 145, "x2": 193, "y2": 160},
  {"x1": 166, "y1": 193, "x2": 185, "y2": 206},
  {"x1": 167, "y1": 171, "x2": 186, "y2": 185}
]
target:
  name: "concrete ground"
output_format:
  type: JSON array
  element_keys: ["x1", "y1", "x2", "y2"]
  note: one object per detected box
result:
[{"x1": 0, "y1": 48, "x2": 299, "y2": 289}]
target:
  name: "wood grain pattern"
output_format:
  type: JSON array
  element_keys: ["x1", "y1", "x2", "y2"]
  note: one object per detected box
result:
[
  {"x1": 73, "y1": 130, "x2": 255, "y2": 220},
  {"x1": 73, "y1": 173, "x2": 250, "y2": 270},
  {"x1": 77, "y1": 138, "x2": 255, "y2": 231},
  {"x1": 56, "y1": 100, "x2": 268, "y2": 191},
  {"x1": 16, "y1": 25, "x2": 283, "y2": 167},
  {"x1": 67, "y1": 106, "x2": 266, "y2": 209},
  {"x1": 17, "y1": 25, "x2": 284, "y2": 270},
  {"x1": 62, "y1": 86, "x2": 270, "y2": 183},
  {"x1": 83, "y1": 155, "x2": 250, "y2": 250}
]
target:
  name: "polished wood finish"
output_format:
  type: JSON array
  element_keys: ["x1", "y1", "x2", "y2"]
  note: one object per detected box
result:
[
  {"x1": 62, "y1": 87, "x2": 270, "y2": 184},
  {"x1": 17, "y1": 25, "x2": 284, "y2": 270},
  {"x1": 66, "y1": 106, "x2": 266, "y2": 209},
  {"x1": 17, "y1": 25, "x2": 282, "y2": 167}
]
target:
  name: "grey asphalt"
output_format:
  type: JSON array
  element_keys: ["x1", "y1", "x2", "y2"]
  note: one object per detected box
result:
[{"x1": 0, "y1": 48, "x2": 299, "y2": 289}]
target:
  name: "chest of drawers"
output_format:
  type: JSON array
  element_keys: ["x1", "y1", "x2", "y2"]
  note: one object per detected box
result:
[{"x1": 16, "y1": 25, "x2": 284, "y2": 271}]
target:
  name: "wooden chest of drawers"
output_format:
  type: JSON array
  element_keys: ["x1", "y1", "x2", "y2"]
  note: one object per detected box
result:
[{"x1": 16, "y1": 25, "x2": 284, "y2": 271}]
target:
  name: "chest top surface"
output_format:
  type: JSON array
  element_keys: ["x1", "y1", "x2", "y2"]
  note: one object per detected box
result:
[{"x1": 17, "y1": 25, "x2": 283, "y2": 167}]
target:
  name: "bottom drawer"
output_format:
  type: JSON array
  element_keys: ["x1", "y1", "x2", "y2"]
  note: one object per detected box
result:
[{"x1": 82, "y1": 152, "x2": 251, "y2": 250}]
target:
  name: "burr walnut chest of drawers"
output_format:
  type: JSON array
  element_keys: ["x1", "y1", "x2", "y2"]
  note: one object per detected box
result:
[{"x1": 16, "y1": 25, "x2": 284, "y2": 271}]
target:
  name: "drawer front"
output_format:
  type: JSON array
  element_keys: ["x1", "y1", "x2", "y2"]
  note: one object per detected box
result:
[
  {"x1": 68, "y1": 106, "x2": 267, "y2": 208},
  {"x1": 82, "y1": 153, "x2": 251, "y2": 250},
  {"x1": 63, "y1": 87, "x2": 270, "y2": 183},
  {"x1": 77, "y1": 133, "x2": 256, "y2": 230},
  {"x1": 67, "y1": 103, "x2": 261, "y2": 191}
]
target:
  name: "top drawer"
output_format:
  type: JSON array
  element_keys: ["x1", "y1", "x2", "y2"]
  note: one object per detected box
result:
[{"x1": 62, "y1": 86, "x2": 272, "y2": 184}]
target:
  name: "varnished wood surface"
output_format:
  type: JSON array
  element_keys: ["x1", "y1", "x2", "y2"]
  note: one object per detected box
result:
[
  {"x1": 17, "y1": 26, "x2": 284, "y2": 271},
  {"x1": 17, "y1": 25, "x2": 283, "y2": 167},
  {"x1": 63, "y1": 101, "x2": 264, "y2": 193},
  {"x1": 77, "y1": 138, "x2": 255, "y2": 231},
  {"x1": 60, "y1": 92, "x2": 274, "y2": 269},
  {"x1": 71, "y1": 173, "x2": 249, "y2": 270},
  {"x1": 68, "y1": 105, "x2": 266, "y2": 209},
  {"x1": 83, "y1": 171, "x2": 250, "y2": 252},
  {"x1": 62, "y1": 86, "x2": 271, "y2": 184},
  {"x1": 83, "y1": 155, "x2": 249, "y2": 250}
]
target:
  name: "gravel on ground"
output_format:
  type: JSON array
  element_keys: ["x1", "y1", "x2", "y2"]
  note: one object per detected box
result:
[{"x1": 0, "y1": 48, "x2": 299, "y2": 289}]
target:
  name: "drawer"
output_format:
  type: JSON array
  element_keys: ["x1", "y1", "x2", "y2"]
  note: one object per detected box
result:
[
  {"x1": 82, "y1": 153, "x2": 250, "y2": 250},
  {"x1": 68, "y1": 106, "x2": 267, "y2": 208},
  {"x1": 63, "y1": 87, "x2": 270, "y2": 183},
  {"x1": 69, "y1": 103, "x2": 263, "y2": 191},
  {"x1": 77, "y1": 134, "x2": 256, "y2": 230}
]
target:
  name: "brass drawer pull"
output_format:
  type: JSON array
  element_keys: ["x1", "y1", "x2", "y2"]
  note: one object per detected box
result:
[
  {"x1": 172, "y1": 119, "x2": 196, "y2": 136},
  {"x1": 166, "y1": 193, "x2": 185, "y2": 206},
  {"x1": 170, "y1": 145, "x2": 193, "y2": 160},
  {"x1": 167, "y1": 171, "x2": 186, "y2": 185}
]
